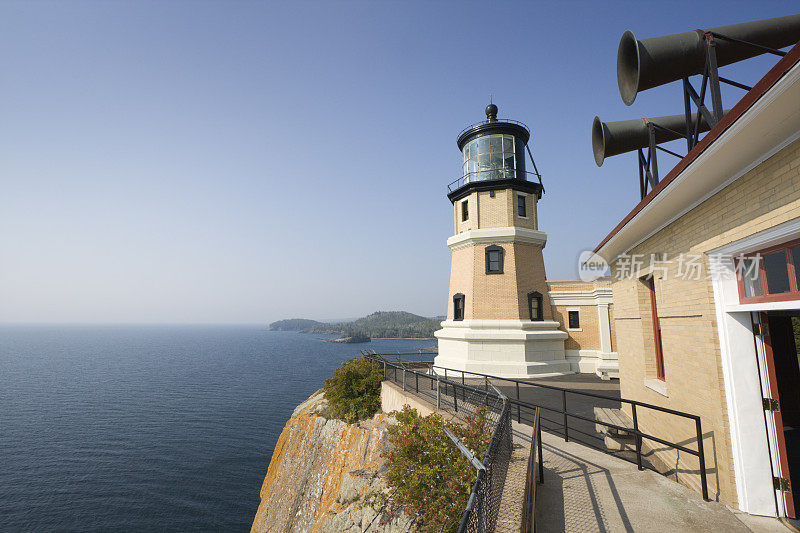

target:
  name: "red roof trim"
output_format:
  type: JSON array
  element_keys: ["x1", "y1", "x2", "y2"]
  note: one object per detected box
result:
[{"x1": 594, "y1": 41, "x2": 800, "y2": 254}]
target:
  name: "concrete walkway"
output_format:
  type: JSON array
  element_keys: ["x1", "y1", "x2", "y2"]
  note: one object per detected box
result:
[{"x1": 535, "y1": 430, "x2": 792, "y2": 532}]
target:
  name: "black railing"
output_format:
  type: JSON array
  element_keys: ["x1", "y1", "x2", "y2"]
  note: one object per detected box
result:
[
  {"x1": 426, "y1": 364, "x2": 709, "y2": 501},
  {"x1": 447, "y1": 169, "x2": 542, "y2": 193},
  {"x1": 372, "y1": 356, "x2": 516, "y2": 532},
  {"x1": 523, "y1": 407, "x2": 543, "y2": 533}
]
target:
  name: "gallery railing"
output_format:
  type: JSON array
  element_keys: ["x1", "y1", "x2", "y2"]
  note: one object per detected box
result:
[
  {"x1": 425, "y1": 363, "x2": 709, "y2": 501},
  {"x1": 447, "y1": 169, "x2": 542, "y2": 193}
]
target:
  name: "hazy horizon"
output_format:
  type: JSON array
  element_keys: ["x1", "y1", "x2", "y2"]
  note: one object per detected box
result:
[
  {"x1": 0, "y1": 309, "x2": 445, "y2": 326},
  {"x1": 2, "y1": 1, "x2": 796, "y2": 324}
]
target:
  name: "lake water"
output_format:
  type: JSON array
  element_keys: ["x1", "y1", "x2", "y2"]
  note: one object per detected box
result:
[{"x1": 0, "y1": 325, "x2": 436, "y2": 531}]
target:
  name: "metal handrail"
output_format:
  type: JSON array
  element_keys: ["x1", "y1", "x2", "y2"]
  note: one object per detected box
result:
[
  {"x1": 424, "y1": 362, "x2": 709, "y2": 501},
  {"x1": 447, "y1": 169, "x2": 542, "y2": 193},
  {"x1": 430, "y1": 364, "x2": 699, "y2": 421},
  {"x1": 362, "y1": 351, "x2": 437, "y2": 368},
  {"x1": 457, "y1": 118, "x2": 530, "y2": 140},
  {"x1": 523, "y1": 407, "x2": 543, "y2": 533}
]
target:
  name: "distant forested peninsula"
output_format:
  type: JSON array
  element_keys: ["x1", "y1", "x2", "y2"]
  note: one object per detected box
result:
[{"x1": 268, "y1": 311, "x2": 442, "y2": 339}]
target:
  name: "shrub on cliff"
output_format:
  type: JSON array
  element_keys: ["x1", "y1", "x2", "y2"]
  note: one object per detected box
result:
[
  {"x1": 381, "y1": 406, "x2": 493, "y2": 532},
  {"x1": 323, "y1": 356, "x2": 384, "y2": 422}
]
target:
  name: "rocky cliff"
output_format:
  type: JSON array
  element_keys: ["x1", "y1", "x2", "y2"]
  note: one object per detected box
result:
[{"x1": 250, "y1": 391, "x2": 414, "y2": 532}]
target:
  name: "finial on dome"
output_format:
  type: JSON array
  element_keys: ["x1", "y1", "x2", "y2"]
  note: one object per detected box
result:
[{"x1": 485, "y1": 103, "x2": 498, "y2": 122}]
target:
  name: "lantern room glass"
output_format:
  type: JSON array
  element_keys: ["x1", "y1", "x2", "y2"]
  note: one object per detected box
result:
[{"x1": 462, "y1": 134, "x2": 523, "y2": 183}]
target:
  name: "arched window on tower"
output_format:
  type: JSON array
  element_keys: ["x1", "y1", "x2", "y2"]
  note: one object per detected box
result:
[
  {"x1": 485, "y1": 245, "x2": 504, "y2": 274},
  {"x1": 528, "y1": 291, "x2": 543, "y2": 321}
]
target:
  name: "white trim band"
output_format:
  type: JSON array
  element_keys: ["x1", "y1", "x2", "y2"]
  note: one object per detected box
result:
[{"x1": 447, "y1": 227, "x2": 547, "y2": 250}]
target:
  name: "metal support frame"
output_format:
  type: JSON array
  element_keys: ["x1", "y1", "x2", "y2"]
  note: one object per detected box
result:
[
  {"x1": 682, "y1": 31, "x2": 786, "y2": 152},
  {"x1": 638, "y1": 121, "x2": 687, "y2": 198},
  {"x1": 628, "y1": 30, "x2": 787, "y2": 200}
]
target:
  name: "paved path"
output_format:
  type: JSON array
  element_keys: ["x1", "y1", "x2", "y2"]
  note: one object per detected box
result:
[
  {"x1": 535, "y1": 430, "x2": 792, "y2": 532},
  {"x1": 495, "y1": 422, "x2": 533, "y2": 532}
]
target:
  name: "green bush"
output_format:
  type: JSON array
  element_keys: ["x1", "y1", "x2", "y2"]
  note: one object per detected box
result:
[
  {"x1": 381, "y1": 406, "x2": 493, "y2": 532},
  {"x1": 323, "y1": 356, "x2": 384, "y2": 422}
]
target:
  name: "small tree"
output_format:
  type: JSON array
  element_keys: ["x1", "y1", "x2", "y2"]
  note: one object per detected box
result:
[
  {"x1": 323, "y1": 356, "x2": 384, "y2": 422},
  {"x1": 382, "y1": 406, "x2": 493, "y2": 532}
]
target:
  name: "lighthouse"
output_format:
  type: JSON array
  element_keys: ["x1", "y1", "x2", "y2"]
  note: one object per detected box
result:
[{"x1": 434, "y1": 104, "x2": 571, "y2": 378}]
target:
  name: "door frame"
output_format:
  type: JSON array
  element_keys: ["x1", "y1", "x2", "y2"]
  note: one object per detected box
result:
[
  {"x1": 755, "y1": 312, "x2": 795, "y2": 517},
  {"x1": 708, "y1": 218, "x2": 800, "y2": 516}
]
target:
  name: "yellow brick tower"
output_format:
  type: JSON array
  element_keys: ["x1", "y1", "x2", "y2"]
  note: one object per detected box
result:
[{"x1": 434, "y1": 104, "x2": 571, "y2": 377}]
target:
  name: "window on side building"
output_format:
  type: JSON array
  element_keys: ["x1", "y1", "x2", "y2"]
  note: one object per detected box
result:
[
  {"x1": 528, "y1": 292, "x2": 543, "y2": 321},
  {"x1": 453, "y1": 293, "x2": 465, "y2": 321},
  {"x1": 485, "y1": 245, "x2": 504, "y2": 274},
  {"x1": 568, "y1": 310, "x2": 580, "y2": 329},
  {"x1": 461, "y1": 200, "x2": 469, "y2": 222},
  {"x1": 517, "y1": 194, "x2": 527, "y2": 218},
  {"x1": 737, "y1": 238, "x2": 800, "y2": 303}
]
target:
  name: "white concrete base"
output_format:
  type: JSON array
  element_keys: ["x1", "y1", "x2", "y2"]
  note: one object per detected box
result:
[
  {"x1": 434, "y1": 319, "x2": 573, "y2": 378},
  {"x1": 565, "y1": 349, "x2": 620, "y2": 380}
]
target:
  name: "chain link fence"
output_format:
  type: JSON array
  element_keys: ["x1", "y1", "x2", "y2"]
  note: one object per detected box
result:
[{"x1": 375, "y1": 357, "x2": 512, "y2": 533}]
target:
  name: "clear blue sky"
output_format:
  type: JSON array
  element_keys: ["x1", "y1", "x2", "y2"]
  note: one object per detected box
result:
[{"x1": 1, "y1": 1, "x2": 797, "y2": 324}]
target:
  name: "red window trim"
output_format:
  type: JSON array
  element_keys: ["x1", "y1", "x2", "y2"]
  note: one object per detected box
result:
[
  {"x1": 736, "y1": 237, "x2": 800, "y2": 304},
  {"x1": 647, "y1": 277, "x2": 666, "y2": 381}
]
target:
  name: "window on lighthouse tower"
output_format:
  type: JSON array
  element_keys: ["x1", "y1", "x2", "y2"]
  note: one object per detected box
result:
[
  {"x1": 453, "y1": 293, "x2": 465, "y2": 321},
  {"x1": 517, "y1": 194, "x2": 527, "y2": 218},
  {"x1": 528, "y1": 292, "x2": 543, "y2": 321},
  {"x1": 485, "y1": 245, "x2": 504, "y2": 274}
]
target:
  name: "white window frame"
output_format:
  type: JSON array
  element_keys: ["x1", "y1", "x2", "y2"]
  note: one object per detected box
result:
[
  {"x1": 566, "y1": 306, "x2": 582, "y2": 331},
  {"x1": 517, "y1": 194, "x2": 528, "y2": 219}
]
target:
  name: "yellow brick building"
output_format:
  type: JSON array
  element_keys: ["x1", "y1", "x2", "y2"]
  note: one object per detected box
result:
[{"x1": 593, "y1": 41, "x2": 800, "y2": 517}]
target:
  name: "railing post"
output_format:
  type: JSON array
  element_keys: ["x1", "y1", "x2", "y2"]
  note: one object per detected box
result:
[
  {"x1": 444, "y1": 368, "x2": 448, "y2": 399},
  {"x1": 437, "y1": 376, "x2": 441, "y2": 409},
  {"x1": 454, "y1": 383, "x2": 458, "y2": 413},
  {"x1": 562, "y1": 390, "x2": 569, "y2": 442},
  {"x1": 696, "y1": 417, "x2": 709, "y2": 501},
  {"x1": 632, "y1": 403, "x2": 643, "y2": 471},
  {"x1": 485, "y1": 376, "x2": 488, "y2": 391},
  {"x1": 402, "y1": 369, "x2": 406, "y2": 391},
  {"x1": 516, "y1": 381, "x2": 521, "y2": 423},
  {"x1": 415, "y1": 372, "x2": 419, "y2": 393}
]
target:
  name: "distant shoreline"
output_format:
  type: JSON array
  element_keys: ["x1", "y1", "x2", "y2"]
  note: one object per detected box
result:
[{"x1": 371, "y1": 337, "x2": 435, "y2": 340}]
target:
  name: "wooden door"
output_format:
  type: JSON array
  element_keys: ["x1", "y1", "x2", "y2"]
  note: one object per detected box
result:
[{"x1": 760, "y1": 311, "x2": 795, "y2": 517}]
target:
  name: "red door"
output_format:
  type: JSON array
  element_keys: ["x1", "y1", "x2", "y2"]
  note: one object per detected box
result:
[{"x1": 760, "y1": 312, "x2": 795, "y2": 517}]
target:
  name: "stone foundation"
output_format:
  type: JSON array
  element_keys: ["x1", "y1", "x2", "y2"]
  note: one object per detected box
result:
[{"x1": 434, "y1": 319, "x2": 573, "y2": 378}]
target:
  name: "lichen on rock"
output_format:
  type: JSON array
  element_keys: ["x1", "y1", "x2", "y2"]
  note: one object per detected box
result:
[{"x1": 250, "y1": 390, "x2": 415, "y2": 532}]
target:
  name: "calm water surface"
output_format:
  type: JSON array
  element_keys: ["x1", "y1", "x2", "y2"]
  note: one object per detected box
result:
[{"x1": 0, "y1": 325, "x2": 435, "y2": 531}]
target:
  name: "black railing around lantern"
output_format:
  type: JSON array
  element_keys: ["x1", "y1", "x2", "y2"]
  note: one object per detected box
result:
[{"x1": 447, "y1": 168, "x2": 543, "y2": 193}]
